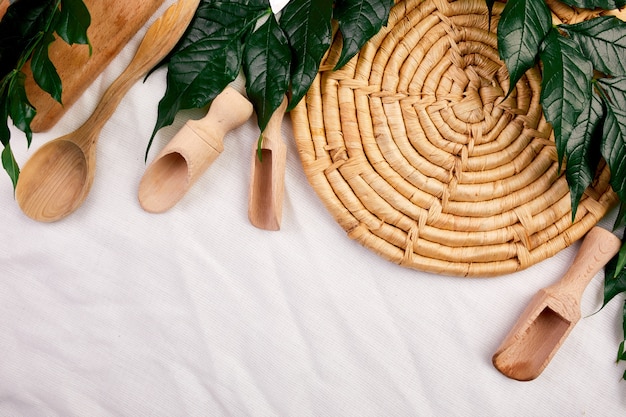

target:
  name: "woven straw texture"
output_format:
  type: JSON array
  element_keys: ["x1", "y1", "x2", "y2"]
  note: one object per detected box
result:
[{"x1": 291, "y1": 0, "x2": 620, "y2": 277}]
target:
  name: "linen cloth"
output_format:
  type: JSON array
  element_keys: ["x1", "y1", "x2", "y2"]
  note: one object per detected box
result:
[{"x1": 1, "y1": 1, "x2": 625, "y2": 415}]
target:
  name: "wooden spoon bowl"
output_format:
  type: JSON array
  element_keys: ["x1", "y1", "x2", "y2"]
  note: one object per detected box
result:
[{"x1": 15, "y1": 139, "x2": 90, "y2": 221}]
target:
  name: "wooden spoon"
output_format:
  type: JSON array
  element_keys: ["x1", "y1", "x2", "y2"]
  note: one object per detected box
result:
[
  {"x1": 492, "y1": 226, "x2": 621, "y2": 381},
  {"x1": 14, "y1": 0, "x2": 200, "y2": 222},
  {"x1": 248, "y1": 97, "x2": 288, "y2": 231},
  {"x1": 138, "y1": 86, "x2": 253, "y2": 213}
]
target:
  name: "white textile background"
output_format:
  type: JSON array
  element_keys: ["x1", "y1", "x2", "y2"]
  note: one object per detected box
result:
[{"x1": 1, "y1": 1, "x2": 625, "y2": 415}]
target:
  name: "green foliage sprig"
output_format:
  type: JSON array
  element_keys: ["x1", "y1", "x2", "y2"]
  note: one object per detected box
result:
[
  {"x1": 147, "y1": 0, "x2": 394, "y2": 159},
  {"x1": 493, "y1": 0, "x2": 626, "y2": 379},
  {"x1": 0, "y1": 0, "x2": 91, "y2": 189}
]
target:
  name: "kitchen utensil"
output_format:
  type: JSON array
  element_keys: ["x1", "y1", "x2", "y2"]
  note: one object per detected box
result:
[
  {"x1": 138, "y1": 87, "x2": 254, "y2": 213},
  {"x1": 14, "y1": 0, "x2": 200, "y2": 222},
  {"x1": 492, "y1": 226, "x2": 621, "y2": 381},
  {"x1": 248, "y1": 97, "x2": 288, "y2": 230},
  {"x1": 23, "y1": 0, "x2": 165, "y2": 132}
]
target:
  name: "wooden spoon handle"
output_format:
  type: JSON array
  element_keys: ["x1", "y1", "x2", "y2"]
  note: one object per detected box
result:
[
  {"x1": 552, "y1": 226, "x2": 621, "y2": 299},
  {"x1": 78, "y1": 0, "x2": 199, "y2": 145}
]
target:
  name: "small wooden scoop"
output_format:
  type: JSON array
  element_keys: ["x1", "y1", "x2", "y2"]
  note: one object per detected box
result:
[
  {"x1": 248, "y1": 97, "x2": 288, "y2": 230},
  {"x1": 138, "y1": 87, "x2": 253, "y2": 213},
  {"x1": 492, "y1": 226, "x2": 621, "y2": 381}
]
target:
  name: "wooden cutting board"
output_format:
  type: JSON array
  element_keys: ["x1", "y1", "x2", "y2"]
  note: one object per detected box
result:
[
  {"x1": 9, "y1": 0, "x2": 165, "y2": 132},
  {"x1": 0, "y1": 1, "x2": 8, "y2": 19}
]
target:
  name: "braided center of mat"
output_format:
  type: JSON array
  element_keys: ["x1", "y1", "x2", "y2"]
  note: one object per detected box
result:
[{"x1": 291, "y1": 0, "x2": 617, "y2": 277}]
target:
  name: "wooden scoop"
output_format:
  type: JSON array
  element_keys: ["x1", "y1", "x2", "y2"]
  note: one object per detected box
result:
[
  {"x1": 248, "y1": 97, "x2": 288, "y2": 230},
  {"x1": 14, "y1": 0, "x2": 200, "y2": 222},
  {"x1": 492, "y1": 226, "x2": 621, "y2": 381},
  {"x1": 138, "y1": 86, "x2": 254, "y2": 213}
]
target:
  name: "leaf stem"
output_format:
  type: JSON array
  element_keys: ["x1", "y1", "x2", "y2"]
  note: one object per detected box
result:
[{"x1": 256, "y1": 133, "x2": 263, "y2": 162}]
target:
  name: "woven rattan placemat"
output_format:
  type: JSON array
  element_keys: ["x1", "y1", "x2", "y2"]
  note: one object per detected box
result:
[{"x1": 291, "y1": 0, "x2": 618, "y2": 277}]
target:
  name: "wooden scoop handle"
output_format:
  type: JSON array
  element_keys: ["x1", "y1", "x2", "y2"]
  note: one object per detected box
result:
[
  {"x1": 549, "y1": 226, "x2": 621, "y2": 300},
  {"x1": 185, "y1": 87, "x2": 255, "y2": 156}
]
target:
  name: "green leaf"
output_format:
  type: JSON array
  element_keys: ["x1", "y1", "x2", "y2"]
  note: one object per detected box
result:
[
  {"x1": 623, "y1": 300, "x2": 626, "y2": 339},
  {"x1": 333, "y1": 0, "x2": 393, "y2": 70},
  {"x1": 56, "y1": 0, "x2": 92, "y2": 51},
  {"x1": 1, "y1": 0, "x2": 54, "y2": 38},
  {"x1": 600, "y1": 101, "x2": 626, "y2": 204},
  {"x1": 615, "y1": 202, "x2": 626, "y2": 231},
  {"x1": 619, "y1": 340, "x2": 626, "y2": 362},
  {"x1": 565, "y1": 92, "x2": 604, "y2": 220},
  {"x1": 598, "y1": 76, "x2": 626, "y2": 107},
  {"x1": 8, "y1": 72, "x2": 36, "y2": 146},
  {"x1": 539, "y1": 28, "x2": 593, "y2": 167},
  {"x1": 560, "y1": 16, "x2": 626, "y2": 77},
  {"x1": 148, "y1": 1, "x2": 269, "y2": 79},
  {"x1": 179, "y1": 0, "x2": 269, "y2": 50},
  {"x1": 0, "y1": 86, "x2": 10, "y2": 146},
  {"x1": 558, "y1": 0, "x2": 626, "y2": 9},
  {"x1": 497, "y1": 0, "x2": 551, "y2": 96},
  {"x1": 147, "y1": 0, "x2": 268, "y2": 157},
  {"x1": 604, "y1": 253, "x2": 626, "y2": 309},
  {"x1": 614, "y1": 239, "x2": 626, "y2": 279},
  {"x1": 280, "y1": 0, "x2": 333, "y2": 111},
  {"x1": 1, "y1": 142, "x2": 19, "y2": 190},
  {"x1": 30, "y1": 31, "x2": 63, "y2": 104},
  {"x1": 243, "y1": 13, "x2": 291, "y2": 132},
  {"x1": 0, "y1": 0, "x2": 56, "y2": 80}
]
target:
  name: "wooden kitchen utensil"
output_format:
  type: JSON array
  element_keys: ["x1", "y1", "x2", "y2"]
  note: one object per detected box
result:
[
  {"x1": 138, "y1": 87, "x2": 254, "y2": 213},
  {"x1": 492, "y1": 226, "x2": 621, "y2": 381},
  {"x1": 15, "y1": 0, "x2": 200, "y2": 222},
  {"x1": 22, "y1": 0, "x2": 165, "y2": 132},
  {"x1": 248, "y1": 97, "x2": 288, "y2": 230}
]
